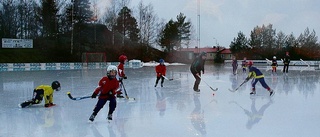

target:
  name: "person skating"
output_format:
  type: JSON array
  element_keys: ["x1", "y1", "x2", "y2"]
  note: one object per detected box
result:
[
  {"x1": 89, "y1": 65, "x2": 120, "y2": 122},
  {"x1": 20, "y1": 81, "x2": 61, "y2": 108},
  {"x1": 245, "y1": 61, "x2": 274, "y2": 96},
  {"x1": 154, "y1": 59, "x2": 166, "y2": 87},
  {"x1": 271, "y1": 56, "x2": 278, "y2": 74},
  {"x1": 283, "y1": 52, "x2": 290, "y2": 73},
  {"x1": 116, "y1": 54, "x2": 128, "y2": 98},
  {"x1": 232, "y1": 56, "x2": 238, "y2": 75},
  {"x1": 190, "y1": 52, "x2": 207, "y2": 92},
  {"x1": 242, "y1": 57, "x2": 247, "y2": 73}
]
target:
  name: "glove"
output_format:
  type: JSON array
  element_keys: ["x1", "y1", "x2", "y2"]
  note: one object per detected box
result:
[
  {"x1": 245, "y1": 77, "x2": 250, "y2": 82},
  {"x1": 123, "y1": 76, "x2": 127, "y2": 79},
  {"x1": 109, "y1": 90, "x2": 113, "y2": 95},
  {"x1": 118, "y1": 77, "x2": 123, "y2": 82},
  {"x1": 91, "y1": 93, "x2": 97, "y2": 98}
]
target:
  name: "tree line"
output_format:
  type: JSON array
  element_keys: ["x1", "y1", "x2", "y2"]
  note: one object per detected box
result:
[
  {"x1": 230, "y1": 24, "x2": 320, "y2": 60},
  {"x1": 0, "y1": 0, "x2": 192, "y2": 62},
  {"x1": 1, "y1": 0, "x2": 319, "y2": 62}
]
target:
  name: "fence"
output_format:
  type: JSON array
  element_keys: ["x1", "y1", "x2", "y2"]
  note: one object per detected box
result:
[{"x1": 0, "y1": 60, "x2": 143, "y2": 71}]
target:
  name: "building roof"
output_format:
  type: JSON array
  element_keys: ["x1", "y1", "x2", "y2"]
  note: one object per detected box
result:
[
  {"x1": 220, "y1": 49, "x2": 232, "y2": 54},
  {"x1": 180, "y1": 47, "x2": 232, "y2": 54}
]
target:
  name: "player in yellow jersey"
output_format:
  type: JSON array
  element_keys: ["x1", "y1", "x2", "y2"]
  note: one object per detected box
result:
[{"x1": 20, "y1": 81, "x2": 61, "y2": 108}]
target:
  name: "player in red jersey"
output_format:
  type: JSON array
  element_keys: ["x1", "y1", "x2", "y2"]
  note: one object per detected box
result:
[{"x1": 89, "y1": 65, "x2": 120, "y2": 121}]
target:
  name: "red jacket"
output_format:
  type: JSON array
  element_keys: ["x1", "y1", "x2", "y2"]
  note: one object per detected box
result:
[
  {"x1": 118, "y1": 63, "x2": 125, "y2": 78},
  {"x1": 155, "y1": 64, "x2": 166, "y2": 77},
  {"x1": 93, "y1": 76, "x2": 119, "y2": 99}
]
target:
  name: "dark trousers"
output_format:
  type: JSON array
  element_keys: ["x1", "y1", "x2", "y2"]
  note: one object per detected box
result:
[
  {"x1": 32, "y1": 89, "x2": 44, "y2": 104},
  {"x1": 232, "y1": 66, "x2": 237, "y2": 74},
  {"x1": 21, "y1": 89, "x2": 44, "y2": 108},
  {"x1": 92, "y1": 97, "x2": 117, "y2": 116},
  {"x1": 191, "y1": 72, "x2": 201, "y2": 91},
  {"x1": 155, "y1": 76, "x2": 164, "y2": 85},
  {"x1": 242, "y1": 67, "x2": 246, "y2": 73},
  {"x1": 251, "y1": 78, "x2": 270, "y2": 90},
  {"x1": 283, "y1": 64, "x2": 289, "y2": 73}
]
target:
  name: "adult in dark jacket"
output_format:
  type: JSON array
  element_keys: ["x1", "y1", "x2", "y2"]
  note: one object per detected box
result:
[
  {"x1": 190, "y1": 52, "x2": 207, "y2": 92},
  {"x1": 283, "y1": 52, "x2": 290, "y2": 73}
]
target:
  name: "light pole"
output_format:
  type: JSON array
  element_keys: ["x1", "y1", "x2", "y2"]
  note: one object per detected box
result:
[
  {"x1": 213, "y1": 37, "x2": 217, "y2": 46},
  {"x1": 93, "y1": 0, "x2": 97, "y2": 47},
  {"x1": 197, "y1": 0, "x2": 200, "y2": 53},
  {"x1": 71, "y1": 0, "x2": 74, "y2": 54}
]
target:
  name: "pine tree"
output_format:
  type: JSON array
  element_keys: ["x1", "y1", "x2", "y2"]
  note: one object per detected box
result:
[
  {"x1": 158, "y1": 13, "x2": 192, "y2": 52},
  {"x1": 66, "y1": 0, "x2": 94, "y2": 25},
  {"x1": 115, "y1": 6, "x2": 140, "y2": 44},
  {"x1": 40, "y1": 0, "x2": 59, "y2": 38}
]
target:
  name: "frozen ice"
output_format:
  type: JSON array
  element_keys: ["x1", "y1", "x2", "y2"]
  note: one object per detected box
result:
[{"x1": 1, "y1": 65, "x2": 320, "y2": 137}]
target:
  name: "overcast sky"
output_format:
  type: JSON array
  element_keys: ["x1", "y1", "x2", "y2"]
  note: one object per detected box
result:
[{"x1": 97, "y1": 0, "x2": 320, "y2": 48}]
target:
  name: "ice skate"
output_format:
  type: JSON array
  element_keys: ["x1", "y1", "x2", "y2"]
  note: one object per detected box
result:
[
  {"x1": 116, "y1": 92, "x2": 125, "y2": 98},
  {"x1": 20, "y1": 102, "x2": 29, "y2": 108},
  {"x1": 250, "y1": 91, "x2": 256, "y2": 95},
  {"x1": 107, "y1": 114, "x2": 112, "y2": 120},
  {"x1": 117, "y1": 94, "x2": 125, "y2": 98},
  {"x1": 89, "y1": 114, "x2": 96, "y2": 122},
  {"x1": 194, "y1": 89, "x2": 200, "y2": 92},
  {"x1": 269, "y1": 89, "x2": 274, "y2": 96},
  {"x1": 20, "y1": 101, "x2": 32, "y2": 108}
]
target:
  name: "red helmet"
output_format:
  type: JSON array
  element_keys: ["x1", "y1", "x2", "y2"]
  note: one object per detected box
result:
[
  {"x1": 119, "y1": 55, "x2": 127, "y2": 62},
  {"x1": 247, "y1": 61, "x2": 253, "y2": 66}
]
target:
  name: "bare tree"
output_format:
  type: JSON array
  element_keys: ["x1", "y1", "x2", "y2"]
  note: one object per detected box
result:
[
  {"x1": 136, "y1": 1, "x2": 158, "y2": 47},
  {"x1": 0, "y1": 0, "x2": 19, "y2": 38},
  {"x1": 101, "y1": 0, "x2": 130, "y2": 46}
]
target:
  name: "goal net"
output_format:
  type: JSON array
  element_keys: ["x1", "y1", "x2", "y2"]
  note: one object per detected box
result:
[{"x1": 82, "y1": 52, "x2": 107, "y2": 69}]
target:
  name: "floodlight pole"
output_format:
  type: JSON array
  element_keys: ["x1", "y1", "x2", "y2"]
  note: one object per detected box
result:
[
  {"x1": 71, "y1": 0, "x2": 74, "y2": 54},
  {"x1": 197, "y1": 0, "x2": 200, "y2": 53}
]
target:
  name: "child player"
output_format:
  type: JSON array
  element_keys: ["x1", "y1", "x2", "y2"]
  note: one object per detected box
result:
[
  {"x1": 116, "y1": 54, "x2": 128, "y2": 98},
  {"x1": 242, "y1": 57, "x2": 247, "y2": 73},
  {"x1": 154, "y1": 59, "x2": 166, "y2": 87},
  {"x1": 89, "y1": 65, "x2": 119, "y2": 122},
  {"x1": 245, "y1": 61, "x2": 274, "y2": 96},
  {"x1": 232, "y1": 56, "x2": 238, "y2": 75},
  {"x1": 271, "y1": 56, "x2": 278, "y2": 74},
  {"x1": 20, "y1": 81, "x2": 61, "y2": 108}
]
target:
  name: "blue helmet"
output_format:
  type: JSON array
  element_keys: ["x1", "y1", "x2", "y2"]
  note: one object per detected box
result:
[{"x1": 159, "y1": 59, "x2": 164, "y2": 63}]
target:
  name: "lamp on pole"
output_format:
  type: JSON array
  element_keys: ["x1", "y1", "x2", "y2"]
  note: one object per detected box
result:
[
  {"x1": 213, "y1": 37, "x2": 217, "y2": 46},
  {"x1": 197, "y1": 0, "x2": 200, "y2": 53},
  {"x1": 197, "y1": 0, "x2": 200, "y2": 54}
]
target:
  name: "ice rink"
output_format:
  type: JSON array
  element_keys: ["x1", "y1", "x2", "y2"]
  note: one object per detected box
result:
[{"x1": 1, "y1": 64, "x2": 320, "y2": 137}]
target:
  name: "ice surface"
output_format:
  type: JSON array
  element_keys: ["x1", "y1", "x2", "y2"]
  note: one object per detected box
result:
[{"x1": 1, "y1": 65, "x2": 320, "y2": 137}]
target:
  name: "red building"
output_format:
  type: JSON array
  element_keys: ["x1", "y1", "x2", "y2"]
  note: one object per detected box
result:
[{"x1": 167, "y1": 47, "x2": 232, "y2": 63}]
